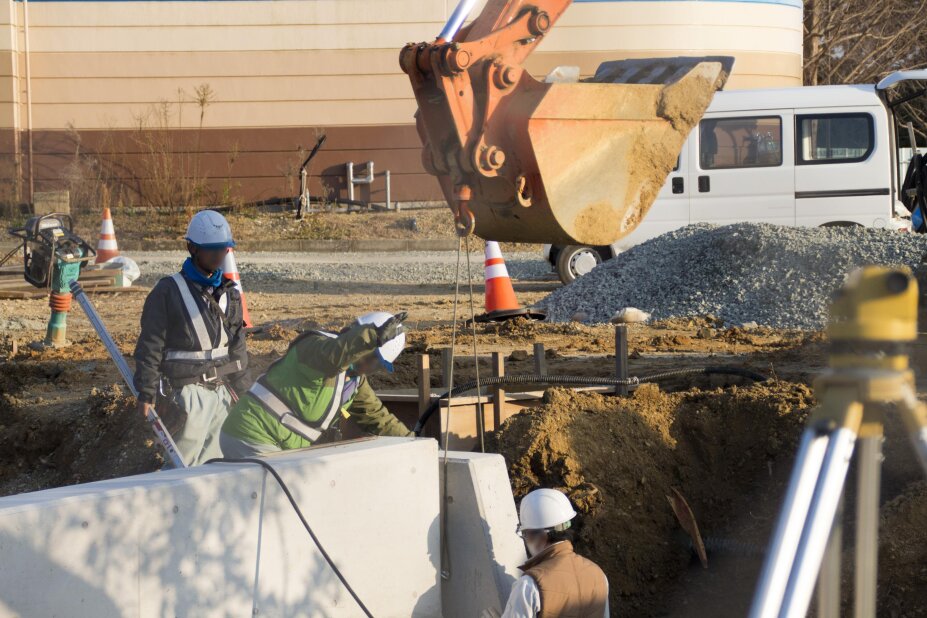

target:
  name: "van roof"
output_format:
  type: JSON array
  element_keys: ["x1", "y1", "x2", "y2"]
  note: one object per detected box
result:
[{"x1": 709, "y1": 85, "x2": 883, "y2": 113}]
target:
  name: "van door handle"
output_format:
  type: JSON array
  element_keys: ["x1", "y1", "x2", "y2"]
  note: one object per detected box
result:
[
  {"x1": 672, "y1": 177, "x2": 684, "y2": 194},
  {"x1": 698, "y1": 176, "x2": 711, "y2": 193}
]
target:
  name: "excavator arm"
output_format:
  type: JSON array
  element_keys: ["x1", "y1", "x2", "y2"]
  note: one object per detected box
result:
[{"x1": 400, "y1": 0, "x2": 733, "y2": 245}]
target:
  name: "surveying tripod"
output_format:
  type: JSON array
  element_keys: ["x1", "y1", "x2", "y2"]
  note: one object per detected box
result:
[{"x1": 749, "y1": 266, "x2": 927, "y2": 618}]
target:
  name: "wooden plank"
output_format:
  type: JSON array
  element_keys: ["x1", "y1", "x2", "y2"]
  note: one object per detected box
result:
[
  {"x1": 417, "y1": 354, "x2": 431, "y2": 417},
  {"x1": 615, "y1": 325, "x2": 629, "y2": 396},
  {"x1": 533, "y1": 343, "x2": 547, "y2": 376},
  {"x1": 0, "y1": 283, "x2": 143, "y2": 298},
  {"x1": 491, "y1": 352, "x2": 505, "y2": 431},
  {"x1": 0, "y1": 289, "x2": 44, "y2": 299}
]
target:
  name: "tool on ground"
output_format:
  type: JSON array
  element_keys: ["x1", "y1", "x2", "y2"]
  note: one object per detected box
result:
[
  {"x1": 749, "y1": 266, "x2": 927, "y2": 618},
  {"x1": 667, "y1": 487, "x2": 708, "y2": 569},
  {"x1": 8, "y1": 213, "x2": 95, "y2": 347},
  {"x1": 400, "y1": 0, "x2": 733, "y2": 244},
  {"x1": 295, "y1": 134, "x2": 328, "y2": 219},
  {"x1": 94, "y1": 207, "x2": 120, "y2": 264},
  {"x1": 70, "y1": 280, "x2": 186, "y2": 469},
  {"x1": 222, "y1": 249, "x2": 253, "y2": 329},
  {"x1": 475, "y1": 241, "x2": 545, "y2": 323}
]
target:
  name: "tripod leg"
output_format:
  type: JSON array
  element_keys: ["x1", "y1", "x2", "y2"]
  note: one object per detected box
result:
[
  {"x1": 818, "y1": 493, "x2": 844, "y2": 618},
  {"x1": 781, "y1": 425, "x2": 857, "y2": 618},
  {"x1": 854, "y1": 434, "x2": 882, "y2": 618},
  {"x1": 900, "y1": 394, "x2": 927, "y2": 475},
  {"x1": 749, "y1": 426, "x2": 831, "y2": 618}
]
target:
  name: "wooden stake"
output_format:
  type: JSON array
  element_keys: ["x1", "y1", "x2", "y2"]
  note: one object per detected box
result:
[
  {"x1": 492, "y1": 351, "x2": 505, "y2": 430},
  {"x1": 615, "y1": 325, "x2": 629, "y2": 396},
  {"x1": 417, "y1": 353, "x2": 431, "y2": 416}
]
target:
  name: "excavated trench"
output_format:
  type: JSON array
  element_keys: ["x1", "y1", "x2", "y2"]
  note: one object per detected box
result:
[
  {"x1": 0, "y1": 362, "x2": 161, "y2": 496},
  {"x1": 493, "y1": 382, "x2": 927, "y2": 617}
]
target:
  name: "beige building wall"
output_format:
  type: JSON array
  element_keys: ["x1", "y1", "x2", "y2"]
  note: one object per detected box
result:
[{"x1": 0, "y1": 0, "x2": 803, "y2": 203}]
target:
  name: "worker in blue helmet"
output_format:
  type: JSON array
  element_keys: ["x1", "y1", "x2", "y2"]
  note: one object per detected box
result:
[{"x1": 133, "y1": 210, "x2": 252, "y2": 466}]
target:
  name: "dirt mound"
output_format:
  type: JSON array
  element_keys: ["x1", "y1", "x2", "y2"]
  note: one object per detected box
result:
[
  {"x1": 877, "y1": 481, "x2": 927, "y2": 617},
  {"x1": 0, "y1": 382, "x2": 161, "y2": 497},
  {"x1": 494, "y1": 381, "x2": 815, "y2": 616}
]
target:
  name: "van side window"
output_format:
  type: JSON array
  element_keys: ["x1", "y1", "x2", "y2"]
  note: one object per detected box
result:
[
  {"x1": 699, "y1": 116, "x2": 783, "y2": 170},
  {"x1": 797, "y1": 113, "x2": 874, "y2": 164}
]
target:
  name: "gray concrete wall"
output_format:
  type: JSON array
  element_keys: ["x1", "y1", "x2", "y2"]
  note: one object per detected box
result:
[
  {"x1": 0, "y1": 438, "x2": 442, "y2": 617},
  {"x1": 441, "y1": 453, "x2": 527, "y2": 618}
]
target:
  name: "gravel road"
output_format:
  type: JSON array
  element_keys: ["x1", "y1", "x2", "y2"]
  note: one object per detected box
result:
[
  {"x1": 539, "y1": 223, "x2": 927, "y2": 329},
  {"x1": 133, "y1": 250, "x2": 552, "y2": 289}
]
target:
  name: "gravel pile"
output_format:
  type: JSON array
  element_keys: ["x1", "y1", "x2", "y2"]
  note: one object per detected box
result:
[
  {"x1": 538, "y1": 223, "x2": 927, "y2": 329},
  {"x1": 134, "y1": 251, "x2": 550, "y2": 289}
]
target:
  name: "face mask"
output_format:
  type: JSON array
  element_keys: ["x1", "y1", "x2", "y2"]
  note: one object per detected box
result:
[{"x1": 525, "y1": 535, "x2": 547, "y2": 557}]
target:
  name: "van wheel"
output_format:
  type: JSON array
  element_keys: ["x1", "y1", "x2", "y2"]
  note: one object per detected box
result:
[
  {"x1": 820, "y1": 221, "x2": 863, "y2": 228},
  {"x1": 557, "y1": 245, "x2": 602, "y2": 285}
]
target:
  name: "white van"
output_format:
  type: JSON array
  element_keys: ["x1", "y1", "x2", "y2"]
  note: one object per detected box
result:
[{"x1": 545, "y1": 71, "x2": 927, "y2": 284}]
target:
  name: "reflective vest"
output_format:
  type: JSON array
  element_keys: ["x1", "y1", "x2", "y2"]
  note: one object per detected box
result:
[
  {"x1": 241, "y1": 332, "x2": 358, "y2": 444},
  {"x1": 164, "y1": 272, "x2": 231, "y2": 363}
]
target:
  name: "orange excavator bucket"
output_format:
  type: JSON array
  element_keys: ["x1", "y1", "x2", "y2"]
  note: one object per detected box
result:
[{"x1": 400, "y1": 0, "x2": 733, "y2": 245}]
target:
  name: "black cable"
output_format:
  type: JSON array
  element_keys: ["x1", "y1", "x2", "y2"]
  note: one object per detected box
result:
[
  {"x1": 206, "y1": 458, "x2": 375, "y2": 618},
  {"x1": 413, "y1": 366, "x2": 768, "y2": 436}
]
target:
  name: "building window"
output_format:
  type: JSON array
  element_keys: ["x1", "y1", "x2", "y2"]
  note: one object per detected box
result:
[
  {"x1": 798, "y1": 113, "x2": 874, "y2": 164},
  {"x1": 700, "y1": 116, "x2": 783, "y2": 170}
]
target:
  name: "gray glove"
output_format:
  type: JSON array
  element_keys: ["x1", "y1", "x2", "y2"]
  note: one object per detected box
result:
[{"x1": 376, "y1": 311, "x2": 408, "y2": 346}]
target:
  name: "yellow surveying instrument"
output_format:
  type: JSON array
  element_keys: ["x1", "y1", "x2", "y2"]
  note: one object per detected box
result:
[{"x1": 750, "y1": 266, "x2": 927, "y2": 618}]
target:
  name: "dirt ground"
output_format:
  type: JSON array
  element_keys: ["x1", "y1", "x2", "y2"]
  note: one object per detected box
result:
[
  {"x1": 0, "y1": 269, "x2": 925, "y2": 616},
  {"x1": 494, "y1": 383, "x2": 927, "y2": 618},
  {"x1": 54, "y1": 207, "x2": 534, "y2": 251}
]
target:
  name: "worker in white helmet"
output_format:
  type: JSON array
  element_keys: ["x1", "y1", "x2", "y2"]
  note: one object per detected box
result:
[
  {"x1": 502, "y1": 488, "x2": 610, "y2": 618},
  {"x1": 133, "y1": 210, "x2": 251, "y2": 466},
  {"x1": 220, "y1": 311, "x2": 414, "y2": 457}
]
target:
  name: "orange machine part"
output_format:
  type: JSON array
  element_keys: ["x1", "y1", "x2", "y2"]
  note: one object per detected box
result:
[
  {"x1": 49, "y1": 292, "x2": 73, "y2": 313},
  {"x1": 400, "y1": 0, "x2": 729, "y2": 245}
]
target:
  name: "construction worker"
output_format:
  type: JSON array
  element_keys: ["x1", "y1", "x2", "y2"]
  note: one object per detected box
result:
[
  {"x1": 502, "y1": 488, "x2": 610, "y2": 618},
  {"x1": 219, "y1": 311, "x2": 414, "y2": 456},
  {"x1": 133, "y1": 210, "x2": 251, "y2": 466}
]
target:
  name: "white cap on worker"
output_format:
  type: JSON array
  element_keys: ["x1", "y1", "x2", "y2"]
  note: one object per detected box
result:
[
  {"x1": 186, "y1": 210, "x2": 235, "y2": 249},
  {"x1": 519, "y1": 488, "x2": 577, "y2": 532},
  {"x1": 356, "y1": 311, "x2": 406, "y2": 372}
]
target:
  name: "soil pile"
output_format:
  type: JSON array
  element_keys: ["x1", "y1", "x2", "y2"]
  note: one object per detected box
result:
[
  {"x1": 494, "y1": 382, "x2": 815, "y2": 616},
  {"x1": 0, "y1": 366, "x2": 161, "y2": 497},
  {"x1": 876, "y1": 481, "x2": 927, "y2": 617}
]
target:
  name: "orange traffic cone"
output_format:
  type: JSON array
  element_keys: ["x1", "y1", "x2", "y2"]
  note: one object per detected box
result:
[
  {"x1": 94, "y1": 207, "x2": 120, "y2": 264},
  {"x1": 476, "y1": 241, "x2": 545, "y2": 323},
  {"x1": 223, "y1": 249, "x2": 253, "y2": 329}
]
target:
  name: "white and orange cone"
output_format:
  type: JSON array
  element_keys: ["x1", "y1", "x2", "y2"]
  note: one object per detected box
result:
[
  {"x1": 223, "y1": 249, "x2": 253, "y2": 329},
  {"x1": 475, "y1": 241, "x2": 545, "y2": 323},
  {"x1": 94, "y1": 207, "x2": 120, "y2": 264}
]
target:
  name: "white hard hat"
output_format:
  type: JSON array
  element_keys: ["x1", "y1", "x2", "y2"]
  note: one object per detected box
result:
[
  {"x1": 186, "y1": 210, "x2": 235, "y2": 249},
  {"x1": 519, "y1": 489, "x2": 577, "y2": 532},
  {"x1": 356, "y1": 311, "x2": 406, "y2": 372}
]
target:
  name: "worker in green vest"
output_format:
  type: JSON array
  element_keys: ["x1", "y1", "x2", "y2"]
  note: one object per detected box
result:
[{"x1": 220, "y1": 311, "x2": 413, "y2": 457}]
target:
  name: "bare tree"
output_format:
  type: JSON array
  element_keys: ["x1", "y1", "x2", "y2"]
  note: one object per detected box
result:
[
  {"x1": 804, "y1": 0, "x2": 927, "y2": 143},
  {"x1": 804, "y1": 0, "x2": 927, "y2": 86}
]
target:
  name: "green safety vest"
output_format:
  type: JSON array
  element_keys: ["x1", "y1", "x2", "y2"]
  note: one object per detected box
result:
[{"x1": 226, "y1": 332, "x2": 352, "y2": 447}]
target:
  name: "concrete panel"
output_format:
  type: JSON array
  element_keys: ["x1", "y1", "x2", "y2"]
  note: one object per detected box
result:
[
  {"x1": 441, "y1": 453, "x2": 527, "y2": 618},
  {"x1": 0, "y1": 438, "x2": 441, "y2": 618}
]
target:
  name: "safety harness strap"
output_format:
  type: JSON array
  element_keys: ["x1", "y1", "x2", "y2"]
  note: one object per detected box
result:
[
  {"x1": 248, "y1": 371, "x2": 348, "y2": 443},
  {"x1": 169, "y1": 272, "x2": 229, "y2": 353},
  {"x1": 165, "y1": 347, "x2": 230, "y2": 362},
  {"x1": 249, "y1": 382, "x2": 322, "y2": 442}
]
